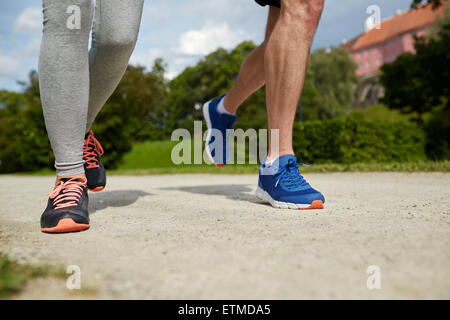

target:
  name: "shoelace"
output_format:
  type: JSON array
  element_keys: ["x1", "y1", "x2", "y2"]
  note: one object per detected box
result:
[
  {"x1": 49, "y1": 178, "x2": 85, "y2": 210},
  {"x1": 274, "y1": 159, "x2": 311, "y2": 190},
  {"x1": 83, "y1": 131, "x2": 104, "y2": 169}
]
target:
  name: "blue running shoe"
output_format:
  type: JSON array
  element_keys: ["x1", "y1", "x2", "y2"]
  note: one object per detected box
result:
[
  {"x1": 203, "y1": 95, "x2": 237, "y2": 167},
  {"x1": 256, "y1": 155, "x2": 325, "y2": 210}
]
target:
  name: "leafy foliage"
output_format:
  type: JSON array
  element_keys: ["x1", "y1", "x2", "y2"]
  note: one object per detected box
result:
[
  {"x1": 380, "y1": 7, "x2": 449, "y2": 159},
  {"x1": 306, "y1": 48, "x2": 359, "y2": 120},
  {"x1": 293, "y1": 114, "x2": 427, "y2": 164},
  {"x1": 424, "y1": 107, "x2": 450, "y2": 160},
  {"x1": 0, "y1": 72, "x2": 53, "y2": 173},
  {"x1": 380, "y1": 21, "x2": 450, "y2": 118},
  {"x1": 411, "y1": 0, "x2": 443, "y2": 9},
  {"x1": 164, "y1": 41, "x2": 268, "y2": 133}
]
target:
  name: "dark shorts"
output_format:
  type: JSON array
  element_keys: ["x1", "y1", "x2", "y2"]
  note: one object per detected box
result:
[{"x1": 255, "y1": 0, "x2": 281, "y2": 8}]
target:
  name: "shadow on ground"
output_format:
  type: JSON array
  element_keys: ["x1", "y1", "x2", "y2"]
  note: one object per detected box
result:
[
  {"x1": 161, "y1": 184, "x2": 259, "y2": 203},
  {"x1": 89, "y1": 190, "x2": 152, "y2": 214}
]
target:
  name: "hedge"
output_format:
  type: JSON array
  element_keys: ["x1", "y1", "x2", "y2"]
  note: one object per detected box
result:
[{"x1": 292, "y1": 114, "x2": 427, "y2": 164}]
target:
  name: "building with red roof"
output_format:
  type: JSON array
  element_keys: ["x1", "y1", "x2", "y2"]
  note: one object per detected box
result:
[{"x1": 345, "y1": 3, "x2": 446, "y2": 77}]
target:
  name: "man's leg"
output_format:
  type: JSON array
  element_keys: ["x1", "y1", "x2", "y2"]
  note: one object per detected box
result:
[
  {"x1": 265, "y1": 0, "x2": 324, "y2": 160},
  {"x1": 222, "y1": 6, "x2": 280, "y2": 114},
  {"x1": 256, "y1": 0, "x2": 326, "y2": 210}
]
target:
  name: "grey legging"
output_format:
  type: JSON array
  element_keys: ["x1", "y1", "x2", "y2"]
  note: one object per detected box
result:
[{"x1": 39, "y1": 0, "x2": 143, "y2": 176}]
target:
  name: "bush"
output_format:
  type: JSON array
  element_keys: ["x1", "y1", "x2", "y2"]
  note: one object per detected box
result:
[
  {"x1": 425, "y1": 107, "x2": 450, "y2": 160},
  {"x1": 293, "y1": 114, "x2": 427, "y2": 164},
  {"x1": 0, "y1": 82, "x2": 54, "y2": 174}
]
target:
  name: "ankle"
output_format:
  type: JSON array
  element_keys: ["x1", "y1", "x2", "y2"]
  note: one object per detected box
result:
[
  {"x1": 223, "y1": 100, "x2": 237, "y2": 115},
  {"x1": 217, "y1": 96, "x2": 236, "y2": 115},
  {"x1": 265, "y1": 151, "x2": 295, "y2": 163}
]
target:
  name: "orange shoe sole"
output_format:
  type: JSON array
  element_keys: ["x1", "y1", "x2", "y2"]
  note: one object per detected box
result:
[
  {"x1": 89, "y1": 186, "x2": 105, "y2": 192},
  {"x1": 299, "y1": 200, "x2": 324, "y2": 210},
  {"x1": 41, "y1": 218, "x2": 90, "y2": 234}
]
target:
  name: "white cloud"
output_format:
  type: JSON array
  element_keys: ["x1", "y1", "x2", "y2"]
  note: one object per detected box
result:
[
  {"x1": 13, "y1": 7, "x2": 42, "y2": 34},
  {"x1": 130, "y1": 48, "x2": 179, "y2": 79},
  {"x1": 165, "y1": 71, "x2": 178, "y2": 80},
  {"x1": 0, "y1": 52, "x2": 19, "y2": 78},
  {"x1": 130, "y1": 48, "x2": 164, "y2": 68},
  {"x1": 177, "y1": 22, "x2": 246, "y2": 56}
]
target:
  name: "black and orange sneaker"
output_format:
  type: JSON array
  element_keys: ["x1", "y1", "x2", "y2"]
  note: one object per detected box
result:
[
  {"x1": 83, "y1": 130, "x2": 106, "y2": 192},
  {"x1": 41, "y1": 178, "x2": 90, "y2": 233}
]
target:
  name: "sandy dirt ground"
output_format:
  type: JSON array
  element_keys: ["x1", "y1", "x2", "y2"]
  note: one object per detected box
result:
[{"x1": 0, "y1": 173, "x2": 449, "y2": 300}]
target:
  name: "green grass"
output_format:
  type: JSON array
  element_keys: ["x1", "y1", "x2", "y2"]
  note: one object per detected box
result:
[
  {"x1": 115, "y1": 140, "x2": 259, "y2": 174},
  {"x1": 118, "y1": 140, "x2": 180, "y2": 170},
  {"x1": 113, "y1": 140, "x2": 450, "y2": 174},
  {"x1": 0, "y1": 253, "x2": 66, "y2": 299}
]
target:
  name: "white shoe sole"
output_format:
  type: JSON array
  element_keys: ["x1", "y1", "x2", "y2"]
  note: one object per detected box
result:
[{"x1": 255, "y1": 187, "x2": 324, "y2": 210}]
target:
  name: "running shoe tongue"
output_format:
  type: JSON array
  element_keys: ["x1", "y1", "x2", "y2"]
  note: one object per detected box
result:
[
  {"x1": 278, "y1": 155, "x2": 298, "y2": 168},
  {"x1": 58, "y1": 177, "x2": 87, "y2": 186}
]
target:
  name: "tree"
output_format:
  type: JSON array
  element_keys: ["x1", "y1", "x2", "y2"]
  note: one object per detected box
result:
[
  {"x1": 305, "y1": 48, "x2": 359, "y2": 120},
  {"x1": 380, "y1": 10, "x2": 450, "y2": 120},
  {"x1": 381, "y1": 10, "x2": 449, "y2": 159},
  {"x1": 0, "y1": 72, "x2": 53, "y2": 173},
  {"x1": 164, "y1": 41, "x2": 268, "y2": 133},
  {"x1": 411, "y1": 0, "x2": 443, "y2": 9}
]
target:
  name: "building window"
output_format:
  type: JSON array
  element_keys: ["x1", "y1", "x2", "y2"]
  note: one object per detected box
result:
[
  {"x1": 367, "y1": 61, "x2": 371, "y2": 68},
  {"x1": 376, "y1": 58, "x2": 381, "y2": 66}
]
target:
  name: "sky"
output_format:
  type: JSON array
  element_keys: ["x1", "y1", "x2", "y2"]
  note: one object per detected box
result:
[{"x1": 0, "y1": 0, "x2": 414, "y2": 92}]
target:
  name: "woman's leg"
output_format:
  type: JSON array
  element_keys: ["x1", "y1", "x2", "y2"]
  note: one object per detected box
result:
[
  {"x1": 85, "y1": 0, "x2": 144, "y2": 131},
  {"x1": 39, "y1": 0, "x2": 94, "y2": 233},
  {"x1": 39, "y1": 0, "x2": 93, "y2": 178}
]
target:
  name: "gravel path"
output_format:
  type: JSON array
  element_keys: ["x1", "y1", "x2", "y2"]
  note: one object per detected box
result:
[{"x1": 0, "y1": 173, "x2": 449, "y2": 299}]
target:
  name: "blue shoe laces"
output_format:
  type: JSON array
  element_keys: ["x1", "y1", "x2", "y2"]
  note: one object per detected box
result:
[{"x1": 274, "y1": 159, "x2": 311, "y2": 190}]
